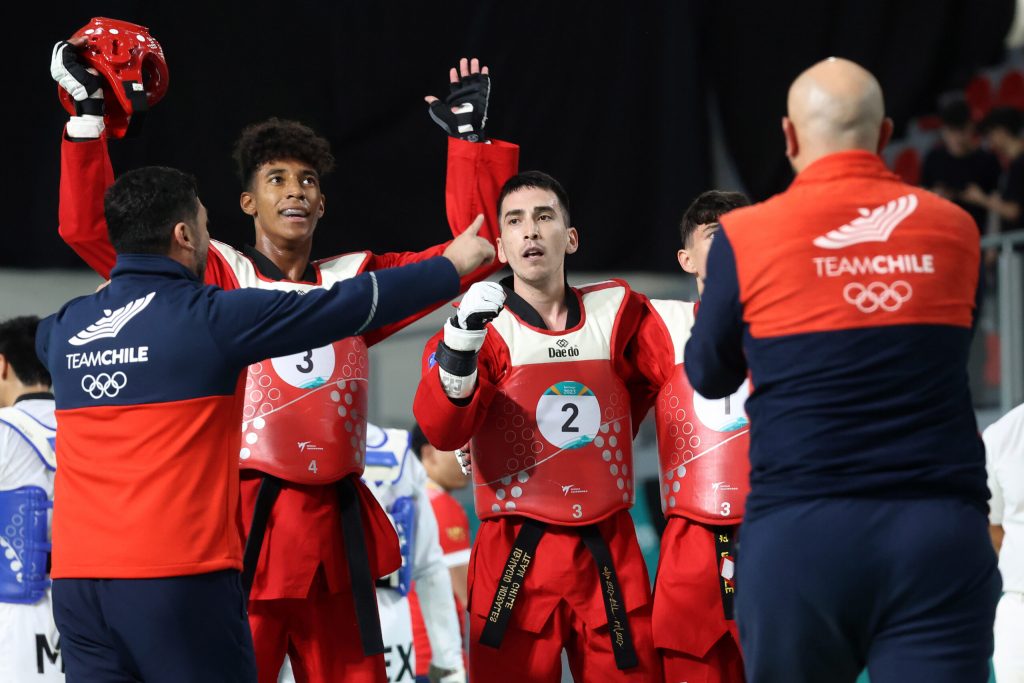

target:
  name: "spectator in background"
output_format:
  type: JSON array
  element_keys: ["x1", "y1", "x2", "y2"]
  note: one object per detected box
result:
[
  {"x1": 0, "y1": 316, "x2": 62, "y2": 682},
  {"x1": 922, "y1": 99, "x2": 1002, "y2": 232},
  {"x1": 969, "y1": 106, "x2": 1024, "y2": 234},
  {"x1": 408, "y1": 425, "x2": 471, "y2": 682},
  {"x1": 983, "y1": 404, "x2": 1024, "y2": 683}
]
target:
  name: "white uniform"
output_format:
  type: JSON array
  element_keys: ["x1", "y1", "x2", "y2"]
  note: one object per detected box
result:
[
  {"x1": 0, "y1": 397, "x2": 62, "y2": 682},
  {"x1": 985, "y1": 403, "x2": 1024, "y2": 683},
  {"x1": 362, "y1": 424, "x2": 463, "y2": 683}
]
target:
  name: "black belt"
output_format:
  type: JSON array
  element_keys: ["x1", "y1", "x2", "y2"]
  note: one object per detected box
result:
[
  {"x1": 241, "y1": 475, "x2": 282, "y2": 596},
  {"x1": 712, "y1": 525, "x2": 738, "y2": 621},
  {"x1": 336, "y1": 477, "x2": 386, "y2": 656},
  {"x1": 479, "y1": 519, "x2": 639, "y2": 670},
  {"x1": 241, "y1": 474, "x2": 384, "y2": 657}
]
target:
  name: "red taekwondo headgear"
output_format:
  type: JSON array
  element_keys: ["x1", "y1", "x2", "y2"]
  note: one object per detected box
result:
[{"x1": 57, "y1": 18, "x2": 169, "y2": 139}]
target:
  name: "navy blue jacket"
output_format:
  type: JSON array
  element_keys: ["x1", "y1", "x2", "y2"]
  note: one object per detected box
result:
[
  {"x1": 685, "y1": 152, "x2": 986, "y2": 517},
  {"x1": 35, "y1": 253, "x2": 459, "y2": 578}
]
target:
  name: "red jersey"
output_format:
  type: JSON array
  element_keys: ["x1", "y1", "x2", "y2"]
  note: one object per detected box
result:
[
  {"x1": 57, "y1": 133, "x2": 519, "y2": 597},
  {"x1": 413, "y1": 278, "x2": 655, "y2": 632}
]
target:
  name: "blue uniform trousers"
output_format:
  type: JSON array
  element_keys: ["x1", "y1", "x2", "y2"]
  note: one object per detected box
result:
[
  {"x1": 736, "y1": 497, "x2": 1000, "y2": 683},
  {"x1": 53, "y1": 569, "x2": 256, "y2": 683}
]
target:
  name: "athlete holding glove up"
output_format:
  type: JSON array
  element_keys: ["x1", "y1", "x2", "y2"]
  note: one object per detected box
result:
[
  {"x1": 51, "y1": 18, "x2": 168, "y2": 140},
  {"x1": 52, "y1": 27, "x2": 519, "y2": 683}
]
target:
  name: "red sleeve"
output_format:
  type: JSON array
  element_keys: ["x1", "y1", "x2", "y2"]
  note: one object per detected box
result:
[
  {"x1": 58, "y1": 135, "x2": 236, "y2": 288},
  {"x1": 59, "y1": 135, "x2": 117, "y2": 278},
  {"x1": 633, "y1": 300, "x2": 676, "y2": 389},
  {"x1": 412, "y1": 326, "x2": 507, "y2": 451},
  {"x1": 614, "y1": 290, "x2": 662, "y2": 435},
  {"x1": 430, "y1": 492, "x2": 471, "y2": 556},
  {"x1": 360, "y1": 138, "x2": 519, "y2": 346}
]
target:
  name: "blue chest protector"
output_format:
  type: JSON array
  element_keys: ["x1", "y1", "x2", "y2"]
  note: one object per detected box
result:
[
  {"x1": 0, "y1": 406, "x2": 56, "y2": 604},
  {"x1": 0, "y1": 486, "x2": 52, "y2": 604},
  {"x1": 363, "y1": 425, "x2": 417, "y2": 597}
]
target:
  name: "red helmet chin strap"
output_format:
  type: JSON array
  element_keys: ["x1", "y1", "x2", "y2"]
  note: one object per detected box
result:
[{"x1": 57, "y1": 17, "x2": 169, "y2": 139}]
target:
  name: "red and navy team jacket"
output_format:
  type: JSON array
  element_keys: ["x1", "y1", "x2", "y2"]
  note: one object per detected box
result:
[
  {"x1": 684, "y1": 151, "x2": 986, "y2": 517},
  {"x1": 36, "y1": 253, "x2": 459, "y2": 579}
]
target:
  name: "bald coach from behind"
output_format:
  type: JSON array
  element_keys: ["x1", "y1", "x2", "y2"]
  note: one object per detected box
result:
[
  {"x1": 34, "y1": 166, "x2": 494, "y2": 683},
  {"x1": 685, "y1": 58, "x2": 1000, "y2": 683}
]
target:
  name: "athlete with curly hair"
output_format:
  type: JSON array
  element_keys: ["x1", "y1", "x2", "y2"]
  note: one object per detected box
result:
[{"x1": 52, "y1": 40, "x2": 517, "y2": 683}]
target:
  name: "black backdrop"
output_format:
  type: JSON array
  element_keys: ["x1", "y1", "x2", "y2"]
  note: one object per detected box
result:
[{"x1": 11, "y1": 0, "x2": 1013, "y2": 272}]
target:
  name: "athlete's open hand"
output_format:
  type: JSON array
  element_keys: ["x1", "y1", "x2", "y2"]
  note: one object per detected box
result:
[
  {"x1": 425, "y1": 57, "x2": 490, "y2": 142},
  {"x1": 442, "y1": 215, "x2": 496, "y2": 276}
]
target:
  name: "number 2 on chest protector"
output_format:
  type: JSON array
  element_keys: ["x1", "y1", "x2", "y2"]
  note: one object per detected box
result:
[{"x1": 536, "y1": 381, "x2": 602, "y2": 449}]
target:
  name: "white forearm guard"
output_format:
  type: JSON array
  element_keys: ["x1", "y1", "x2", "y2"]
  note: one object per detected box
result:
[
  {"x1": 417, "y1": 568, "x2": 464, "y2": 671},
  {"x1": 436, "y1": 318, "x2": 486, "y2": 400}
]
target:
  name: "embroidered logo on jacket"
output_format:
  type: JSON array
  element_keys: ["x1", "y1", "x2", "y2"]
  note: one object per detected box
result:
[
  {"x1": 813, "y1": 194, "x2": 918, "y2": 249},
  {"x1": 68, "y1": 292, "x2": 156, "y2": 346}
]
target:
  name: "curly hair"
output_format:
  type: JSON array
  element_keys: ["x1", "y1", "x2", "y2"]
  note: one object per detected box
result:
[{"x1": 232, "y1": 118, "x2": 336, "y2": 189}]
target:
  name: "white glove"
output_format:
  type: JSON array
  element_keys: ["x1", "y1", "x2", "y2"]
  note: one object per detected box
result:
[
  {"x1": 444, "y1": 280, "x2": 505, "y2": 352},
  {"x1": 429, "y1": 663, "x2": 467, "y2": 683},
  {"x1": 437, "y1": 282, "x2": 505, "y2": 399},
  {"x1": 454, "y1": 446, "x2": 472, "y2": 476},
  {"x1": 454, "y1": 281, "x2": 506, "y2": 330},
  {"x1": 51, "y1": 40, "x2": 105, "y2": 139}
]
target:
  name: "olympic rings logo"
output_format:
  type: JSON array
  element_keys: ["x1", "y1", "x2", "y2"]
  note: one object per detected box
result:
[
  {"x1": 81, "y1": 372, "x2": 128, "y2": 399},
  {"x1": 842, "y1": 280, "x2": 913, "y2": 313}
]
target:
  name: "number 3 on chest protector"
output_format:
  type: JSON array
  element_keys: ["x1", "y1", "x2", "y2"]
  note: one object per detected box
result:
[{"x1": 536, "y1": 381, "x2": 602, "y2": 449}]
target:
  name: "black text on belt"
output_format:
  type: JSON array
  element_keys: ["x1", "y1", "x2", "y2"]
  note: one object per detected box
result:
[
  {"x1": 479, "y1": 520, "x2": 639, "y2": 670},
  {"x1": 712, "y1": 525, "x2": 737, "y2": 621}
]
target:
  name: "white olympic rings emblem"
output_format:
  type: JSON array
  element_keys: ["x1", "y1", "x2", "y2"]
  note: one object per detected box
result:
[
  {"x1": 842, "y1": 280, "x2": 913, "y2": 313},
  {"x1": 81, "y1": 372, "x2": 128, "y2": 399}
]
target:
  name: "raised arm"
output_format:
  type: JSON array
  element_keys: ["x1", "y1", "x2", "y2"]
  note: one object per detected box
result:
[
  {"x1": 361, "y1": 57, "x2": 519, "y2": 346},
  {"x1": 52, "y1": 39, "x2": 235, "y2": 287},
  {"x1": 53, "y1": 39, "x2": 117, "y2": 277}
]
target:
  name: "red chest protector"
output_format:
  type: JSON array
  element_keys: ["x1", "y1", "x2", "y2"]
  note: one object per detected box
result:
[
  {"x1": 211, "y1": 241, "x2": 371, "y2": 484},
  {"x1": 649, "y1": 299, "x2": 751, "y2": 524},
  {"x1": 473, "y1": 281, "x2": 635, "y2": 525}
]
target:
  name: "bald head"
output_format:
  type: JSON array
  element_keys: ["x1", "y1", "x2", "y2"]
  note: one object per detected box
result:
[{"x1": 783, "y1": 58, "x2": 891, "y2": 171}]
